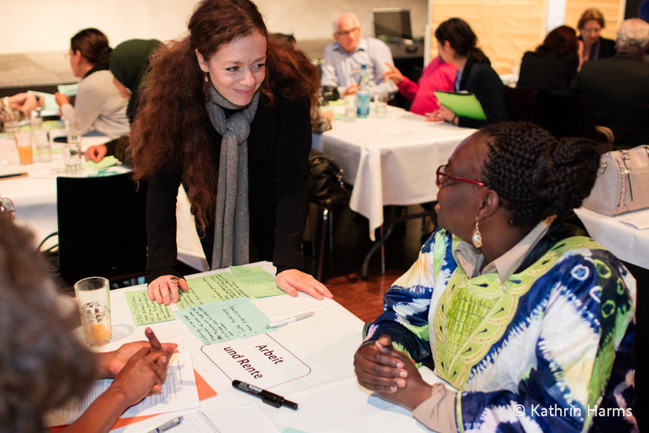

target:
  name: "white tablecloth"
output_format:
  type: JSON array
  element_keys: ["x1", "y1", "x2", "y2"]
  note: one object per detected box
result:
[
  {"x1": 0, "y1": 133, "x2": 209, "y2": 270},
  {"x1": 575, "y1": 207, "x2": 649, "y2": 269},
  {"x1": 99, "y1": 262, "x2": 439, "y2": 433},
  {"x1": 319, "y1": 107, "x2": 475, "y2": 240}
]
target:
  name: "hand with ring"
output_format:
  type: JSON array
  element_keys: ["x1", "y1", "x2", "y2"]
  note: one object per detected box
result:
[{"x1": 147, "y1": 275, "x2": 188, "y2": 305}]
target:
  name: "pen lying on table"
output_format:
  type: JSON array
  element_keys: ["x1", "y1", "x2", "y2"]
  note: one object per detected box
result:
[
  {"x1": 147, "y1": 415, "x2": 183, "y2": 433},
  {"x1": 266, "y1": 311, "x2": 314, "y2": 329},
  {"x1": 0, "y1": 172, "x2": 28, "y2": 180},
  {"x1": 232, "y1": 380, "x2": 298, "y2": 410}
]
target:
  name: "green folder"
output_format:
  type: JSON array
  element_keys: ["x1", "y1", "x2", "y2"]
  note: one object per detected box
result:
[{"x1": 435, "y1": 90, "x2": 487, "y2": 121}]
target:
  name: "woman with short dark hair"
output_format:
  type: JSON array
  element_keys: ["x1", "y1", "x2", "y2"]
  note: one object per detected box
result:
[
  {"x1": 428, "y1": 18, "x2": 506, "y2": 128},
  {"x1": 55, "y1": 28, "x2": 130, "y2": 138}
]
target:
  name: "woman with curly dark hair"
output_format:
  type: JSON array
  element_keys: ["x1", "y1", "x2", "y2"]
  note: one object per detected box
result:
[
  {"x1": 130, "y1": 0, "x2": 331, "y2": 304},
  {"x1": 353, "y1": 121, "x2": 637, "y2": 432},
  {"x1": 0, "y1": 217, "x2": 176, "y2": 433},
  {"x1": 517, "y1": 25, "x2": 581, "y2": 93}
]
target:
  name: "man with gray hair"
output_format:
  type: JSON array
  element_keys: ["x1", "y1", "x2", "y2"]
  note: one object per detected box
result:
[
  {"x1": 320, "y1": 12, "x2": 398, "y2": 98},
  {"x1": 572, "y1": 18, "x2": 649, "y2": 149}
]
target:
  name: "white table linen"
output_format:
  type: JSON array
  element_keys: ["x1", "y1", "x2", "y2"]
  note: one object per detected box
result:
[
  {"x1": 575, "y1": 207, "x2": 649, "y2": 269},
  {"x1": 319, "y1": 106, "x2": 475, "y2": 240},
  {"x1": 103, "y1": 262, "x2": 440, "y2": 433},
  {"x1": 1, "y1": 133, "x2": 208, "y2": 270}
]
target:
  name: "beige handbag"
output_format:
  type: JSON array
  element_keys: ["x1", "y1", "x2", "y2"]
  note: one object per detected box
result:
[{"x1": 582, "y1": 145, "x2": 649, "y2": 216}]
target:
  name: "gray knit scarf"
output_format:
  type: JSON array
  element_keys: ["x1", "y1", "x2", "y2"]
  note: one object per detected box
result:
[{"x1": 205, "y1": 84, "x2": 260, "y2": 269}]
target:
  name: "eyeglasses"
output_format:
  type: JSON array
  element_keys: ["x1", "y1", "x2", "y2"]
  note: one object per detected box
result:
[
  {"x1": 335, "y1": 27, "x2": 359, "y2": 37},
  {"x1": 435, "y1": 164, "x2": 486, "y2": 188}
]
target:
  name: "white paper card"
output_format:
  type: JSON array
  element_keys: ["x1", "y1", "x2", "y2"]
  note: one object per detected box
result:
[{"x1": 200, "y1": 333, "x2": 311, "y2": 389}]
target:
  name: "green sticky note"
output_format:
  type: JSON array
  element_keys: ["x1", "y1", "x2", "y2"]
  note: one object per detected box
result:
[
  {"x1": 125, "y1": 290, "x2": 175, "y2": 325},
  {"x1": 82, "y1": 155, "x2": 118, "y2": 170},
  {"x1": 229, "y1": 265, "x2": 284, "y2": 298},
  {"x1": 176, "y1": 297, "x2": 270, "y2": 345},
  {"x1": 177, "y1": 272, "x2": 250, "y2": 309}
]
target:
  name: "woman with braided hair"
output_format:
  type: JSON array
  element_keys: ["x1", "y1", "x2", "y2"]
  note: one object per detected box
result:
[{"x1": 353, "y1": 121, "x2": 637, "y2": 432}]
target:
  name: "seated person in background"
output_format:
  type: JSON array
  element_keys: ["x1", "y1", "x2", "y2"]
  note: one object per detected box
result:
[
  {"x1": 85, "y1": 39, "x2": 162, "y2": 163},
  {"x1": 382, "y1": 55, "x2": 456, "y2": 115},
  {"x1": 320, "y1": 12, "x2": 397, "y2": 98},
  {"x1": 517, "y1": 25, "x2": 582, "y2": 93},
  {"x1": 578, "y1": 8, "x2": 617, "y2": 63},
  {"x1": 55, "y1": 28, "x2": 130, "y2": 139},
  {"x1": 0, "y1": 217, "x2": 177, "y2": 433},
  {"x1": 428, "y1": 18, "x2": 506, "y2": 128},
  {"x1": 354, "y1": 121, "x2": 637, "y2": 433},
  {"x1": 572, "y1": 18, "x2": 649, "y2": 149}
]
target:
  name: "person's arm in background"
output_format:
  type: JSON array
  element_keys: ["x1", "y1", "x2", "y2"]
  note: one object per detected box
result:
[
  {"x1": 8, "y1": 93, "x2": 43, "y2": 118},
  {"x1": 57, "y1": 75, "x2": 108, "y2": 135},
  {"x1": 408, "y1": 58, "x2": 456, "y2": 115},
  {"x1": 383, "y1": 62, "x2": 417, "y2": 101}
]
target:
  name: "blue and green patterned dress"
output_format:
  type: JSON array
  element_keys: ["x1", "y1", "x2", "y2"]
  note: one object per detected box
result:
[{"x1": 364, "y1": 222, "x2": 637, "y2": 432}]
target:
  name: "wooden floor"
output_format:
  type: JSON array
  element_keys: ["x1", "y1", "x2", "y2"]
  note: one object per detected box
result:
[{"x1": 303, "y1": 204, "x2": 427, "y2": 323}]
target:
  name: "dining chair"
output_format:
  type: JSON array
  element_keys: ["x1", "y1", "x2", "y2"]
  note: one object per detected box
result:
[
  {"x1": 55, "y1": 172, "x2": 148, "y2": 287},
  {"x1": 306, "y1": 150, "x2": 350, "y2": 281}
]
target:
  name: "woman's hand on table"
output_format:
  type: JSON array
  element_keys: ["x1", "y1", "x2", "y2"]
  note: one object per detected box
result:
[
  {"x1": 108, "y1": 346, "x2": 170, "y2": 403},
  {"x1": 382, "y1": 62, "x2": 405, "y2": 85},
  {"x1": 276, "y1": 269, "x2": 333, "y2": 300},
  {"x1": 86, "y1": 144, "x2": 107, "y2": 162},
  {"x1": 426, "y1": 106, "x2": 457, "y2": 124},
  {"x1": 354, "y1": 334, "x2": 433, "y2": 410},
  {"x1": 147, "y1": 275, "x2": 189, "y2": 305},
  {"x1": 99, "y1": 328, "x2": 177, "y2": 379}
]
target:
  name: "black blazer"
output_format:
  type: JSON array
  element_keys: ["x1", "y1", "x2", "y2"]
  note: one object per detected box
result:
[
  {"x1": 145, "y1": 94, "x2": 311, "y2": 280},
  {"x1": 579, "y1": 36, "x2": 616, "y2": 61},
  {"x1": 517, "y1": 51, "x2": 579, "y2": 93},
  {"x1": 457, "y1": 56, "x2": 507, "y2": 128},
  {"x1": 572, "y1": 53, "x2": 649, "y2": 149}
]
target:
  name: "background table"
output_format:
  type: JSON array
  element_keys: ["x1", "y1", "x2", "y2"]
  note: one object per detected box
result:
[
  {"x1": 574, "y1": 207, "x2": 649, "y2": 270},
  {"x1": 0, "y1": 133, "x2": 208, "y2": 271},
  {"x1": 99, "y1": 262, "x2": 439, "y2": 433},
  {"x1": 318, "y1": 107, "x2": 475, "y2": 241}
]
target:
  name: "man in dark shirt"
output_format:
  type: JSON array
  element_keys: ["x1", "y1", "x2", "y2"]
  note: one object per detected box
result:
[{"x1": 572, "y1": 18, "x2": 649, "y2": 149}]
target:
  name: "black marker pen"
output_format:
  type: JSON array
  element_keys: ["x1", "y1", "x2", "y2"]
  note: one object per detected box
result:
[{"x1": 232, "y1": 380, "x2": 298, "y2": 410}]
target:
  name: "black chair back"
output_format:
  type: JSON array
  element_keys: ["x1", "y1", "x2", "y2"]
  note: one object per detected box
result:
[{"x1": 56, "y1": 172, "x2": 148, "y2": 285}]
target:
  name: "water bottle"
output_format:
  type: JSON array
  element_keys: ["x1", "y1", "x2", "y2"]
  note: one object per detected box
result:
[{"x1": 356, "y1": 64, "x2": 370, "y2": 118}]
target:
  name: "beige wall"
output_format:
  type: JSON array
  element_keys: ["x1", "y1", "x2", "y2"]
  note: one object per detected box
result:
[{"x1": 430, "y1": 0, "x2": 626, "y2": 75}]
